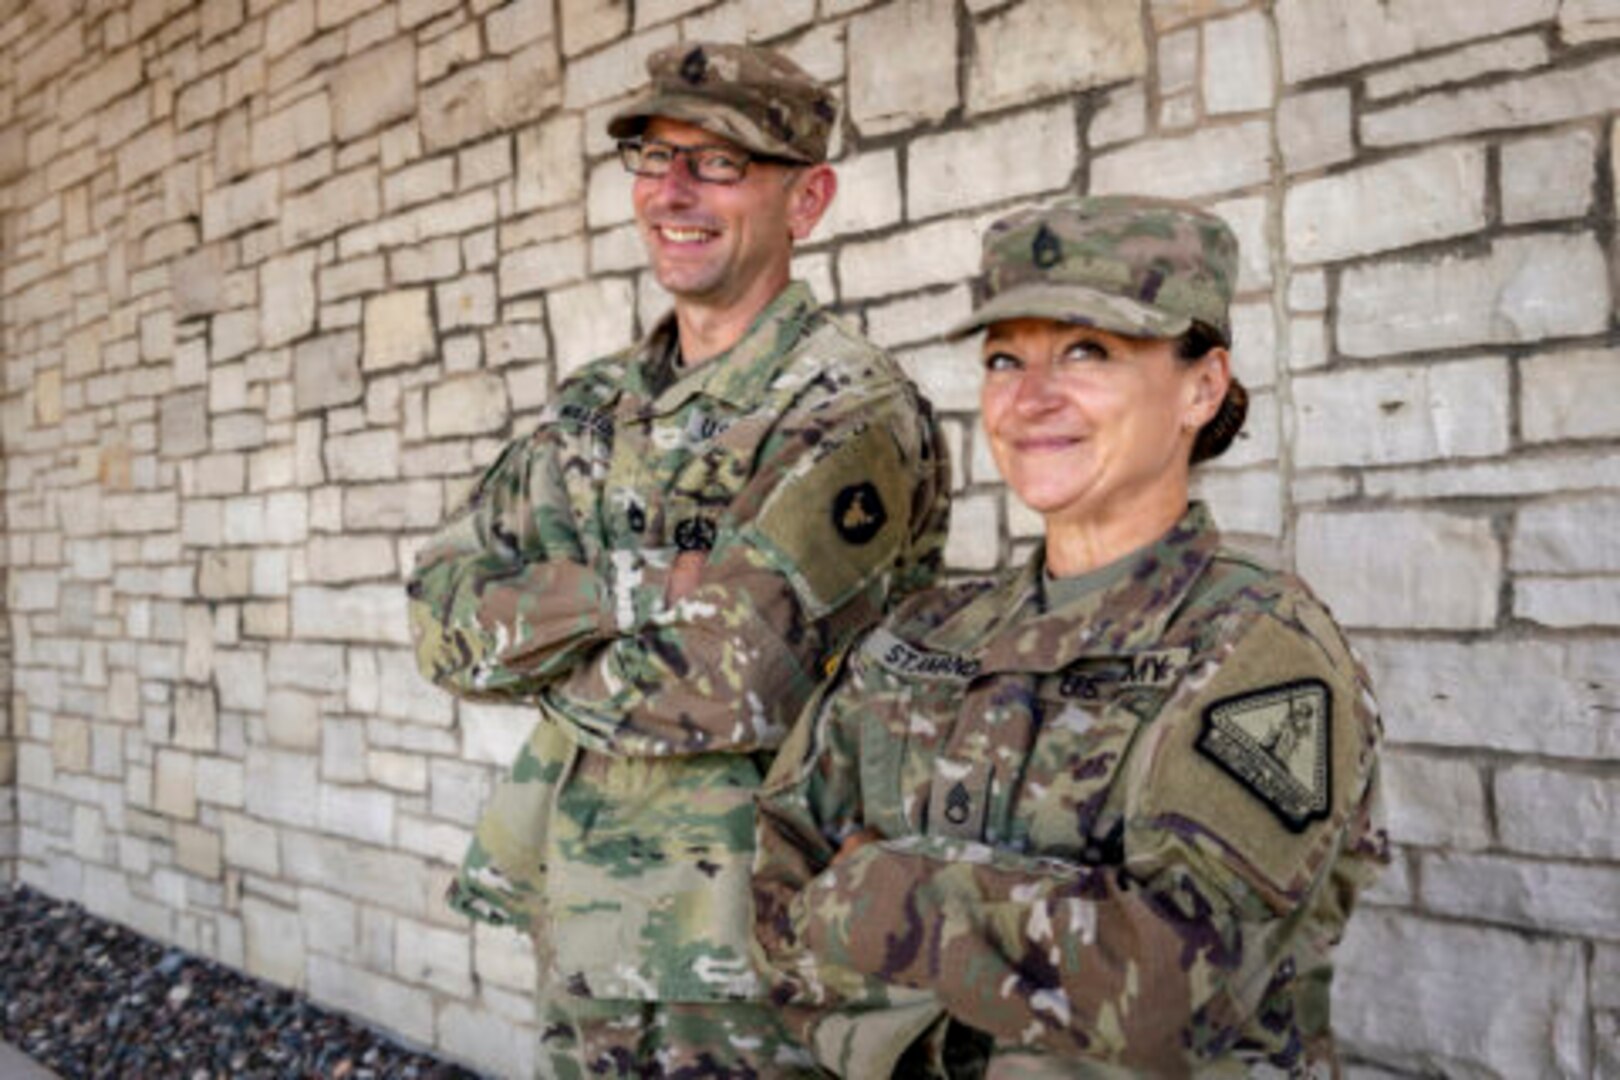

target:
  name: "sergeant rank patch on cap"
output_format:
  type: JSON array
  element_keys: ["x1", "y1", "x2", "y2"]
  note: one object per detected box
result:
[{"x1": 1196, "y1": 679, "x2": 1331, "y2": 832}]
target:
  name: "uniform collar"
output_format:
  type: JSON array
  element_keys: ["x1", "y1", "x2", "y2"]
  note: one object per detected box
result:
[
  {"x1": 955, "y1": 503, "x2": 1221, "y2": 675},
  {"x1": 636, "y1": 281, "x2": 823, "y2": 415}
]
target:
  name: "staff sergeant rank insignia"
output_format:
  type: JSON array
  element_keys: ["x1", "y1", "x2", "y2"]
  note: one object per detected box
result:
[
  {"x1": 1032, "y1": 223, "x2": 1063, "y2": 268},
  {"x1": 832, "y1": 482, "x2": 886, "y2": 545},
  {"x1": 1196, "y1": 679, "x2": 1331, "y2": 832}
]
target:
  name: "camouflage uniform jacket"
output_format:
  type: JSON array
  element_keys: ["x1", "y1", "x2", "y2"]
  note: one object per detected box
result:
[
  {"x1": 409, "y1": 281, "x2": 950, "y2": 1004},
  {"x1": 753, "y1": 504, "x2": 1387, "y2": 1075}
]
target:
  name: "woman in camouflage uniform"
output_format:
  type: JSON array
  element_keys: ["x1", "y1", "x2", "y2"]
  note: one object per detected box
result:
[{"x1": 751, "y1": 196, "x2": 1387, "y2": 1078}]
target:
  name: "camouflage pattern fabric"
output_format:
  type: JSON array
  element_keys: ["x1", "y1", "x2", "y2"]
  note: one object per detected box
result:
[
  {"x1": 538, "y1": 995, "x2": 816, "y2": 1078},
  {"x1": 753, "y1": 503, "x2": 1387, "y2": 1077},
  {"x1": 948, "y1": 194, "x2": 1240, "y2": 344},
  {"x1": 609, "y1": 41, "x2": 839, "y2": 164},
  {"x1": 408, "y1": 281, "x2": 950, "y2": 1010}
]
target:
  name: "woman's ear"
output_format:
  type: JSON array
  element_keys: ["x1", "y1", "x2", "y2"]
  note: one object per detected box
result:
[
  {"x1": 1184, "y1": 346, "x2": 1232, "y2": 430},
  {"x1": 787, "y1": 164, "x2": 838, "y2": 242}
]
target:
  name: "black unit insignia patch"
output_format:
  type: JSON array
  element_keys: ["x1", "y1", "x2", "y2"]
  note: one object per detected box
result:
[
  {"x1": 1196, "y1": 679, "x2": 1331, "y2": 832},
  {"x1": 680, "y1": 46, "x2": 708, "y2": 84},
  {"x1": 674, "y1": 516, "x2": 717, "y2": 551},
  {"x1": 1032, "y1": 223, "x2": 1063, "y2": 269},
  {"x1": 928, "y1": 758, "x2": 991, "y2": 840},
  {"x1": 832, "y1": 482, "x2": 887, "y2": 545}
]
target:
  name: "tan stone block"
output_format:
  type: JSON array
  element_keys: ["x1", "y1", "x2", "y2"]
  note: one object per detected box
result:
[
  {"x1": 547, "y1": 278, "x2": 637, "y2": 378},
  {"x1": 199, "y1": 550, "x2": 253, "y2": 599},
  {"x1": 847, "y1": 0, "x2": 958, "y2": 135},
  {"x1": 174, "y1": 822, "x2": 223, "y2": 879},
  {"x1": 943, "y1": 492, "x2": 1002, "y2": 572},
  {"x1": 265, "y1": 688, "x2": 322, "y2": 749},
  {"x1": 331, "y1": 37, "x2": 417, "y2": 142},
  {"x1": 1277, "y1": 0, "x2": 1556, "y2": 83},
  {"x1": 223, "y1": 811, "x2": 281, "y2": 876},
  {"x1": 243, "y1": 601, "x2": 291, "y2": 639},
  {"x1": 1362, "y1": 53, "x2": 1620, "y2": 148},
  {"x1": 0, "y1": 122, "x2": 25, "y2": 184},
  {"x1": 34, "y1": 368, "x2": 62, "y2": 425},
  {"x1": 154, "y1": 749, "x2": 199, "y2": 820},
  {"x1": 108, "y1": 668, "x2": 142, "y2": 723},
  {"x1": 363, "y1": 290, "x2": 434, "y2": 371},
  {"x1": 968, "y1": 0, "x2": 1146, "y2": 114},
  {"x1": 908, "y1": 104, "x2": 1077, "y2": 221},
  {"x1": 1365, "y1": 32, "x2": 1549, "y2": 100},
  {"x1": 53, "y1": 717, "x2": 92, "y2": 773},
  {"x1": 369, "y1": 751, "x2": 429, "y2": 793},
  {"x1": 560, "y1": 0, "x2": 628, "y2": 56},
  {"x1": 488, "y1": 0, "x2": 554, "y2": 53},
  {"x1": 293, "y1": 332, "x2": 364, "y2": 413},
  {"x1": 562, "y1": 26, "x2": 674, "y2": 111},
  {"x1": 427, "y1": 373, "x2": 509, "y2": 438},
  {"x1": 174, "y1": 684, "x2": 219, "y2": 751},
  {"x1": 421, "y1": 45, "x2": 561, "y2": 153},
  {"x1": 282, "y1": 168, "x2": 380, "y2": 248},
  {"x1": 291, "y1": 585, "x2": 411, "y2": 645},
  {"x1": 99, "y1": 444, "x2": 134, "y2": 492},
  {"x1": 244, "y1": 897, "x2": 306, "y2": 988}
]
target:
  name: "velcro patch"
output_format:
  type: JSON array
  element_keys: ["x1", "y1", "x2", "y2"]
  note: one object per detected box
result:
[
  {"x1": 832, "y1": 481, "x2": 887, "y2": 545},
  {"x1": 862, "y1": 626, "x2": 980, "y2": 683},
  {"x1": 927, "y1": 757, "x2": 992, "y2": 841},
  {"x1": 1050, "y1": 648, "x2": 1190, "y2": 700},
  {"x1": 1196, "y1": 679, "x2": 1331, "y2": 833},
  {"x1": 750, "y1": 426, "x2": 909, "y2": 618}
]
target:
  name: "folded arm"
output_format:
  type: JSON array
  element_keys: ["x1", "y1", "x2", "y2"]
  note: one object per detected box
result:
[
  {"x1": 546, "y1": 395, "x2": 946, "y2": 758},
  {"x1": 407, "y1": 430, "x2": 646, "y2": 699}
]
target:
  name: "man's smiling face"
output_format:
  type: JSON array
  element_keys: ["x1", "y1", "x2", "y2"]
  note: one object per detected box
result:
[{"x1": 631, "y1": 117, "x2": 798, "y2": 313}]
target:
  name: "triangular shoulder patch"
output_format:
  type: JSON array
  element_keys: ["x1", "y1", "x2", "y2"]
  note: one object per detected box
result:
[{"x1": 1195, "y1": 679, "x2": 1331, "y2": 832}]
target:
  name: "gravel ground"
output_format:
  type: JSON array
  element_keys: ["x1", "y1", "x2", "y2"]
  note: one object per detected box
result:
[{"x1": 0, "y1": 883, "x2": 483, "y2": 1079}]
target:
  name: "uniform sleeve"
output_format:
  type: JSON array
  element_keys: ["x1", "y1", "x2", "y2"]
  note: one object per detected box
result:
[
  {"x1": 541, "y1": 390, "x2": 949, "y2": 757},
  {"x1": 751, "y1": 650, "x2": 949, "y2": 1077},
  {"x1": 751, "y1": 654, "x2": 876, "y2": 1002},
  {"x1": 406, "y1": 425, "x2": 667, "y2": 700},
  {"x1": 775, "y1": 606, "x2": 1386, "y2": 1070}
]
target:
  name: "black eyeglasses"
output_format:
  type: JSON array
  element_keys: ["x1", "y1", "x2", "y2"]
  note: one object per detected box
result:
[{"x1": 617, "y1": 138, "x2": 789, "y2": 185}]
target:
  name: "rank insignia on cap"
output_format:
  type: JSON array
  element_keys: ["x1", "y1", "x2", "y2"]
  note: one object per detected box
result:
[
  {"x1": 1196, "y1": 679, "x2": 1331, "y2": 832},
  {"x1": 832, "y1": 482, "x2": 886, "y2": 545},
  {"x1": 1032, "y1": 223, "x2": 1063, "y2": 269},
  {"x1": 679, "y1": 46, "x2": 708, "y2": 84}
]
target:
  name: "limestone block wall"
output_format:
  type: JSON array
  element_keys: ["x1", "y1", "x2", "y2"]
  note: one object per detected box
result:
[
  {"x1": 1, "y1": 436, "x2": 12, "y2": 883},
  {"x1": 1, "y1": 0, "x2": 1617, "y2": 1075}
]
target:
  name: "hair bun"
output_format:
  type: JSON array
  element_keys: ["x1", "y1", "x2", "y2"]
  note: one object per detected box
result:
[{"x1": 1192, "y1": 379, "x2": 1247, "y2": 465}]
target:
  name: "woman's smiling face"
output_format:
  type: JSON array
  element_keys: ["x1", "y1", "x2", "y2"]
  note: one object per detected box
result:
[{"x1": 979, "y1": 318, "x2": 1211, "y2": 531}]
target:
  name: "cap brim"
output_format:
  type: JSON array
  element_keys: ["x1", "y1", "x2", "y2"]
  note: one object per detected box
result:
[
  {"x1": 945, "y1": 282, "x2": 1193, "y2": 341},
  {"x1": 606, "y1": 93, "x2": 815, "y2": 163}
]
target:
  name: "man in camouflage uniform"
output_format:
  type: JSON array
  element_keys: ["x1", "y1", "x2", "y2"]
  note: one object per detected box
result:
[
  {"x1": 751, "y1": 196, "x2": 1386, "y2": 1077},
  {"x1": 407, "y1": 41, "x2": 950, "y2": 1078}
]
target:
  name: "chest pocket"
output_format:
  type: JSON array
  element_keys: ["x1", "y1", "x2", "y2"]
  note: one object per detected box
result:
[
  {"x1": 660, "y1": 413, "x2": 772, "y2": 550},
  {"x1": 852, "y1": 632, "x2": 978, "y2": 843},
  {"x1": 1013, "y1": 651, "x2": 1186, "y2": 861}
]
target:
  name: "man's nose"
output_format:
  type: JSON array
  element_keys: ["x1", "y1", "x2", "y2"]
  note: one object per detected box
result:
[{"x1": 652, "y1": 152, "x2": 702, "y2": 199}]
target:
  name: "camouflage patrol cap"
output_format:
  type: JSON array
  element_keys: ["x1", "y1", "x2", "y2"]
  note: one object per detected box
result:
[
  {"x1": 948, "y1": 194, "x2": 1240, "y2": 343},
  {"x1": 607, "y1": 42, "x2": 838, "y2": 165}
]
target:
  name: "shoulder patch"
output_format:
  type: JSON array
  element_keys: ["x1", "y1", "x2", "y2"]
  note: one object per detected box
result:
[
  {"x1": 1195, "y1": 679, "x2": 1331, "y2": 832},
  {"x1": 833, "y1": 481, "x2": 887, "y2": 545},
  {"x1": 749, "y1": 425, "x2": 911, "y2": 618}
]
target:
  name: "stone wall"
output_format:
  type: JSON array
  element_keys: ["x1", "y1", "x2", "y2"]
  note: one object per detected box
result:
[
  {"x1": 1, "y1": 427, "x2": 12, "y2": 884},
  {"x1": 1, "y1": 0, "x2": 1616, "y2": 1075}
]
